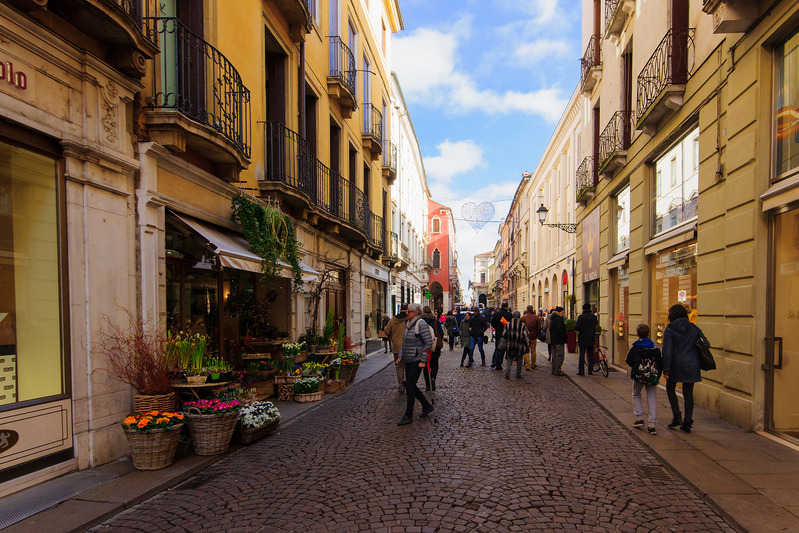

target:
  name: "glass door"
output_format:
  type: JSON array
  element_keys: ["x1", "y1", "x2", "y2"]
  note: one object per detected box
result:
[{"x1": 769, "y1": 207, "x2": 799, "y2": 442}]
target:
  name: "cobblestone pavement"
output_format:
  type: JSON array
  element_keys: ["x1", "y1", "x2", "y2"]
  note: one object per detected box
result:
[{"x1": 92, "y1": 349, "x2": 735, "y2": 532}]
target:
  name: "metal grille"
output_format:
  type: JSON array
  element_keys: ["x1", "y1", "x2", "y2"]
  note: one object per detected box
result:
[
  {"x1": 382, "y1": 140, "x2": 397, "y2": 171},
  {"x1": 580, "y1": 34, "x2": 602, "y2": 91},
  {"x1": 576, "y1": 156, "x2": 596, "y2": 203},
  {"x1": 328, "y1": 36, "x2": 357, "y2": 96},
  {"x1": 598, "y1": 110, "x2": 633, "y2": 169},
  {"x1": 637, "y1": 28, "x2": 695, "y2": 123},
  {"x1": 362, "y1": 103, "x2": 383, "y2": 143},
  {"x1": 604, "y1": 0, "x2": 620, "y2": 34},
  {"x1": 635, "y1": 464, "x2": 672, "y2": 481},
  {"x1": 264, "y1": 122, "x2": 316, "y2": 201}
]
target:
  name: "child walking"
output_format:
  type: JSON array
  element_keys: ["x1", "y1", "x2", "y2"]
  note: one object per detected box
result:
[{"x1": 625, "y1": 324, "x2": 663, "y2": 435}]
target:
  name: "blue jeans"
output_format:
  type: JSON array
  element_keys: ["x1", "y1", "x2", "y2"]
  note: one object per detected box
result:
[{"x1": 469, "y1": 336, "x2": 485, "y2": 364}]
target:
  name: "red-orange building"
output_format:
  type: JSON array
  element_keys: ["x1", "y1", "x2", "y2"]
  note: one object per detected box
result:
[{"x1": 427, "y1": 200, "x2": 460, "y2": 311}]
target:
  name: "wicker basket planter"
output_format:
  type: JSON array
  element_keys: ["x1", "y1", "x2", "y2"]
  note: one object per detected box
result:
[
  {"x1": 234, "y1": 418, "x2": 280, "y2": 445},
  {"x1": 252, "y1": 381, "x2": 275, "y2": 400},
  {"x1": 338, "y1": 364, "x2": 360, "y2": 384},
  {"x1": 123, "y1": 424, "x2": 184, "y2": 470},
  {"x1": 274, "y1": 375, "x2": 301, "y2": 386},
  {"x1": 186, "y1": 375, "x2": 207, "y2": 385},
  {"x1": 294, "y1": 391, "x2": 323, "y2": 403},
  {"x1": 133, "y1": 392, "x2": 177, "y2": 414},
  {"x1": 324, "y1": 379, "x2": 346, "y2": 394},
  {"x1": 184, "y1": 409, "x2": 239, "y2": 456}
]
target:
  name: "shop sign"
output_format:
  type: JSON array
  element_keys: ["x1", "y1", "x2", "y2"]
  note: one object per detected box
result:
[
  {"x1": 0, "y1": 430, "x2": 19, "y2": 454},
  {"x1": 582, "y1": 207, "x2": 601, "y2": 283},
  {"x1": 0, "y1": 61, "x2": 28, "y2": 90}
]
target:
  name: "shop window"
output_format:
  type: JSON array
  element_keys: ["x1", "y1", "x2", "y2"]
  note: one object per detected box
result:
[
  {"x1": 775, "y1": 27, "x2": 799, "y2": 180},
  {"x1": 0, "y1": 140, "x2": 63, "y2": 405},
  {"x1": 650, "y1": 242, "x2": 697, "y2": 344},
  {"x1": 615, "y1": 184, "x2": 630, "y2": 253},
  {"x1": 652, "y1": 127, "x2": 699, "y2": 236}
]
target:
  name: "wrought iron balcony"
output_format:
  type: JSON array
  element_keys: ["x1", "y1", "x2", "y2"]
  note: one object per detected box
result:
[
  {"x1": 327, "y1": 36, "x2": 357, "y2": 116},
  {"x1": 382, "y1": 140, "x2": 398, "y2": 184},
  {"x1": 581, "y1": 34, "x2": 603, "y2": 95},
  {"x1": 636, "y1": 28, "x2": 695, "y2": 136},
  {"x1": 604, "y1": 0, "x2": 636, "y2": 41},
  {"x1": 263, "y1": 121, "x2": 316, "y2": 202},
  {"x1": 597, "y1": 110, "x2": 633, "y2": 178},
  {"x1": 576, "y1": 156, "x2": 597, "y2": 206},
  {"x1": 145, "y1": 17, "x2": 251, "y2": 180},
  {"x1": 362, "y1": 103, "x2": 383, "y2": 160},
  {"x1": 368, "y1": 211, "x2": 385, "y2": 252}
]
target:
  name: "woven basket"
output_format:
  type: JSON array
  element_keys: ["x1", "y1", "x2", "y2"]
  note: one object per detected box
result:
[
  {"x1": 252, "y1": 381, "x2": 275, "y2": 400},
  {"x1": 294, "y1": 391, "x2": 323, "y2": 403},
  {"x1": 186, "y1": 375, "x2": 207, "y2": 385},
  {"x1": 346, "y1": 363, "x2": 360, "y2": 385},
  {"x1": 274, "y1": 375, "x2": 301, "y2": 386},
  {"x1": 184, "y1": 408, "x2": 239, "y2": 456},
  {"x1": 234, "y1": 418, "x2": 279, "y2": 444},
  {"x1": 123, "y1": 424, "x2": 183, "y2": 470},
  {"x1": 324, "y1": 380, "x2": 346, "y2": 394},
  {"x1": 133, "y1": 392, "x2": 178, "y2": 414}
]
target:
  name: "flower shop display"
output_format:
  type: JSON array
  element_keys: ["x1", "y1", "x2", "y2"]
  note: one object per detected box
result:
[
  {"x1": 234, "y1": 401, "x2": 281, "y2": 444},
  {"x1": 336, "y1": 352, "x2": 362, "y2": 384},
  {"x1": 167, "y1": 331, "x2": 209, "y2": 383},
  {"x1": 293, "y1": 377, "x2": 323, "y2": 402},
  {"x1": 183, "y1": 398, "x2": 241, "y2": 455},
  {"x1": 325, "y1": 359, "x2": 347, "y2": 393},
  {"x1": 121, "y1": 411, "x2": 184, "y2": 470}
]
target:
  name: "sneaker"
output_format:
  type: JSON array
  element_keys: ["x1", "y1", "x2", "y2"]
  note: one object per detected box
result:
[
  {"x1": 633, "y1": 419, "x2": 645, "y2": 428},
  {"x1": 397, "y1": 416, "x2": 412, "y2": 426},
  {"x1": 399, "y1": 389, "x2": 406, "y2": 395},
  {"x1": 420, "y1": 405, "x2": 434, "y2": 418},
  {"x1": 465, "y1": 363, "x2": 472, "y2": 368},
  {"x1": 647, "y1": 426, "x2": 657, "y2": 435},
  {"x1": 504, "y1": 372, "x2": 510, "y2": 380}
]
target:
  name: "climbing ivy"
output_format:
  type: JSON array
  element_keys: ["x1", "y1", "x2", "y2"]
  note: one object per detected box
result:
[{"x1": 231, "y1": 195, "x2": 303, "y2": 289}]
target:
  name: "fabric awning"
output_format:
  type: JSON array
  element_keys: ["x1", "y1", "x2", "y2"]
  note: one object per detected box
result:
[
  {"x1": 174, "y1": 214, "x2": 319, "y2": 281},
  {"x1": 606, "y1": 251, "x2": 628, "y2": 270}
]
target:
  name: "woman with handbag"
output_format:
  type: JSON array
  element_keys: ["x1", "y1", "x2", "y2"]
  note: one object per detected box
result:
[{"x1": 662, "y1": 304, "x2": 711, "y2": 433}]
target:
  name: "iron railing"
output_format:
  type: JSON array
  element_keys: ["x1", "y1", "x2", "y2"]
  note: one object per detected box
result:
[
  {"x1": 368, "y1": 211, "x2": 384, "y2": 251},
  {"x1": 580, "y1": 34, "x2": 602, "y2": 90},
  {"x1": 148, "y1": 17, "x2": 251, "y2": 157},
  {"x1": 576, "y1": 156, "x2": 596, "y2": 202},
  {"x1": 264, "y1": 121, "x2": 315, "y2": 199},
  {"x1": 328, "y1": 36, "x2": 357, "y2": 97},
  {"x1": 106, "y1": 0, "x2": 157, "y2": 43},
  {"x1": 348, "y1": 181, "x2": 367, "y2": 231},
  {"x1": 382, "y1": 140, "x2": 397, "y2": 171},
  {"x1": 598, "y1": 110, "x2": 633, "y2": 170},
  {"x1": 637, "y1": 28, "x2": 695, "y2": 123},
  {"x1": 604, "y1": 0, "x2": 620, "y2": 34},
  {"x1": 389, "y1": 231, "x2": 399, "y2": 259},
  {"x1": 362, "y1": 103, "x2": 383, "y2": 143}
]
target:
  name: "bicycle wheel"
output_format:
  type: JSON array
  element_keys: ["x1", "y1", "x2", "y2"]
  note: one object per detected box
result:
[{"x1": 599, "y1": 357, "x2": 609, "y2": 377}]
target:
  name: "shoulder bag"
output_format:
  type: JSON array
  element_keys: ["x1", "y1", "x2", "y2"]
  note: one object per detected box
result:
[{"x1": 695, "y1": 337, "x2": 716, "y2": 371}]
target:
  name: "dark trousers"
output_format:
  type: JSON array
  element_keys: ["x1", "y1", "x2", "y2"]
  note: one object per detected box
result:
[
  {"x1": 667, "y1": 380, "x2": 694, "y2": 423},
  {"x1": 492, "y1": 345, "x2": 505, "y2": 368},
  {"x1": 448, "y1": 334, "x2": 455, "y2": 350},
  {"x1": 405, "y1": 362, "x2": 432, "y2": 417},
  {"x1": 578, "y1": 345, "x2": 594, "y2": 374},
  {"x1": 423, "y1": 350, "x2": 441, "y2": 389},
  {"x1": 461, "y1": 344, "x2": 471, "y2": 365}
]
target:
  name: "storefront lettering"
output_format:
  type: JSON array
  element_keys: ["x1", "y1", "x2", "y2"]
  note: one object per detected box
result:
[
  {"x1": 0, "y1": 430, "x2": 19, "y2": 454},
  {"x1": 0, "y1": 61, "x2": 28, "y2": 90}
]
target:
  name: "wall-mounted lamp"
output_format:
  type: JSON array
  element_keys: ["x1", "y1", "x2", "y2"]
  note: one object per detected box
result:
[{"x1": 536, "y1": 204, "x2": 577, "y2": 234}]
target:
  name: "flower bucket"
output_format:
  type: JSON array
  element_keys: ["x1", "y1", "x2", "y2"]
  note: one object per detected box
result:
[
  {"x1": 133, "y1": 392, "x2": 177, "y2": 414},
  {"x1": 186, "y1": 375, "x2": 207, "y2": 385},
  {"x1": 184, "y1": 408, "x2": 239, "y2": 456},
  {"x1": 234, "y1": 418, "x2": 279, "y2": 445},
  {"x1": 324, "y1": 379, "x2": 346, "y2": 394},
  {"x1": 294, "y1": 391, "x2": 323, "y2": 403},
  {"x1": 123, "y1": 424, "x2": 184, "y2": 470}
]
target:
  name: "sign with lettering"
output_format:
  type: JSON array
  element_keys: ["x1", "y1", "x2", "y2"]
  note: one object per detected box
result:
[
  {"x1": 0, "y1": 61, "x2": 28, "y2": 90},
  {"x1": 0, "y1": 430, "x2": 19, "y2": 454}
]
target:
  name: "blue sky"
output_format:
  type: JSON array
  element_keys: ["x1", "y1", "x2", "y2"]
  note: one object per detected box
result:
[{"x1": 392, "y1": 0, "x2": 582, "y2": 298}]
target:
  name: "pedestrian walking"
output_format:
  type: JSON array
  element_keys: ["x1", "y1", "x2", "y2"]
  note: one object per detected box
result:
[
  {"x1": 575, "y1": 303, "x2": 598, "y2": 376},
  {"x1": 444, "y1": 310, "x2": 458, "y2": 351},
  {"x1": 543, "y1": 308, "x2": 554, "y2": 361},
  {"x1": 490, "y1": 302, "x2": 513, "y2": 370},
  {"x1": 468, "y1": 308, "x2": 489, "y2": 366},
  {"x1": 662, "y1": 304, "x2": 710, "y2": 433},
  {"x1": 396, "y1": 303, "x2": 434, "y2": 426},
  {"x1": 549, "y1": 307, "x2": 567, "y2": 375},
  {"x1": 381, "y1": 313, "x2": 390, "y2": 353},
  {"x1": 459, "y1": 312, "x2": 472, "y2": 366},
  {"x1": 421, "y1": 306, "x2": 444, "y2": 392},
  {"x1": 383, "y1": 303, "x2": 409, "y2": 394},
  {"x1": 626, "y1": 324, "x2": 663, "y2": 435},
  {"x1": 520, "y1": 305, "x2": 541, "y2": 370},
  {"x1": 503, "y1": 311, "x2": 530, "y2": 379}
]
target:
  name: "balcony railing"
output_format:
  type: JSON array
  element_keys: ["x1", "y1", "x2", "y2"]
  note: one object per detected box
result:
[
  {"x1": 597, "y1": 110, "x2": 633, "y2": 176},
  {"x1": 389, "y1": 231, "x2": 399, "y2": 259},
  {"x1": 382, "y1": 140, "x2": 397, "y2": 171},
  {"x1": 362, "y1": 104, "x2": 383, "y2": 143},
  {"x1": 580, "y1": 34, "x2": 602, "y2": 94},
  {"x1": 368, "y1": 211, "x2": 384, "y2": 251},
  {"x1": 604, "y1": 0, "x2": 620, "y2": 34},
  {"x1": 636, "y1": 28, "x2": 695, "y2": 127},
  {"x1": 148, "y1": 17, "x2": 251, "y2": 157},
  {"x1": 264, "y1": 121, "x2": 315, "y2": 198},
  {"x1": 576, "y1": 156, "x2": 596, "y2": 205},
  {"x1": 328, "y1": 36, "x2": 357, "y2": 97}
]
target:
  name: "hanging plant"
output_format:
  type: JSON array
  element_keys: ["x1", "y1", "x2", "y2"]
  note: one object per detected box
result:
[{"x1": 232, "y1": 195, "x2": 303, "y2": 288}]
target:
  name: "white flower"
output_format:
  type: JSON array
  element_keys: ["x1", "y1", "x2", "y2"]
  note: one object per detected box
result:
[{"x1": 239, "y1": 401, "x2": 280, "y2": 428}]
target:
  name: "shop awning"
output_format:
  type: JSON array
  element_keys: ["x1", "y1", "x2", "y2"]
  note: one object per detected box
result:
[
  {"x1": 174, "y1": 214, "x2": 319, "y2": 281},
  {"x1": 606, "y1": 251, "x2": 628, "y2": 270}
]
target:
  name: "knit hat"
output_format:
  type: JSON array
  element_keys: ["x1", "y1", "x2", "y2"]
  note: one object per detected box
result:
[
  {"x1": 582, "y1": 303, "x2": 592, "y2": 311},
  {"x1": 555, "y1": 306, "x2": 565, "y2": 313}
]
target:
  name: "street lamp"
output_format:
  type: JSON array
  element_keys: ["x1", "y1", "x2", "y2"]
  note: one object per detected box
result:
[{"x1": 536, "y1": 204, "x2": 577, "y2": 234}]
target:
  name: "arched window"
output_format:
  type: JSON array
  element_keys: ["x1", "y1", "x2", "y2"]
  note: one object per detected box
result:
[
  {"x1": 433, "y1": 248, "x2": 441, "y2": 268},
  {"x1": 432, "y1": 216, "x2": 441, "y2": 234}
]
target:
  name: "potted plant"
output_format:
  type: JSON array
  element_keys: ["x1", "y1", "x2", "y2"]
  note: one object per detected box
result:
[
  {"x1": 325, "y1": 359, "x2": 346, "y2": 394},
  {"x1": 234, "y1": 400, "x2": 281, "y2": 444},
  {"x1": 565, "y1": 318, "x2": 578, "y2": 354},
  {"x1": 182, "y1": 398, "x2": 242, "y2": 455},
  {"x1": 293, "y1": 377, "x2": 323, "y2": 402},
  {"x1": 338, "y1": 351, "x2": 362, "y2": 384},
  {"x1": 121, "y1": 411, "x2": 185, "y2": 470}
]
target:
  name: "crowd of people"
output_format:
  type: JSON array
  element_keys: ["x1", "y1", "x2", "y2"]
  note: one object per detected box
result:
[{"x1": 382, "y1": 301, "x2": 711, "y2": 434}]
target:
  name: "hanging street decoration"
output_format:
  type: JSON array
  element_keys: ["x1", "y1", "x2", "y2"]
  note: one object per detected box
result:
[{"x1": 461, "y1": 201, "x2": 495, "y2": 231}]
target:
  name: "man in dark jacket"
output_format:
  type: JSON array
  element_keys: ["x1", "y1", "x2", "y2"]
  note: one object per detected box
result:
[
  {"x1": 520, "y1": 305, "x2": 541, "y2": 370},
  {"x1": 490, "y1": 302, "x2": 513, "y2": 370},
  {"x1": 467, "y1": 309, "x2": 489, "y2": 366},
  {"x1": 574, "y1": 303, "x2": 598, "y2": 376},
  {"x1": 549, "y1": 307, "x2": 568, "y2": 375}
]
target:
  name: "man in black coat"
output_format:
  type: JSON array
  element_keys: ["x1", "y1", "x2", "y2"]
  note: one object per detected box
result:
[
  {"x1": 574, "y1": 303, "x2": 598, "y2": 376},
  {"x1": 549, "y1": 307, "x2": 568, "y2": 376},
  {"x1": 467, "y1": 308, "x2": 489, "y2": 367},
  {"x1": 490, "y1": 302, "x2": 513, "y2": 370}
]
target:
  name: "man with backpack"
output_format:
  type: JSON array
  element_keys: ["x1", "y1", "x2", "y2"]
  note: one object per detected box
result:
[
  {"x1": 396, "y1": 303, "x2": 434, "y2": 426},
  {"x1": 625, "y1": 324, "x2": 663, "y2": 435}
]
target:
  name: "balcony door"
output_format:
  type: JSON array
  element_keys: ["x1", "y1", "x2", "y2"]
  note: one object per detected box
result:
[{"x1": 176, "y1": 0, "x2": 205, "y2": 118}]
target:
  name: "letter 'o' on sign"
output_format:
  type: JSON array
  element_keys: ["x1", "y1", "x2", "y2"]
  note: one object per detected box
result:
[{"x1": 0, "y1": 430, "x2": 19, "y2": 454}]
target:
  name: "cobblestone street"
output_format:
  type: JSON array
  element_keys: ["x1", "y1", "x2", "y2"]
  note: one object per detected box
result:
[{"x1": 92, "y1": 348, "x2": 735, "y2": 532}]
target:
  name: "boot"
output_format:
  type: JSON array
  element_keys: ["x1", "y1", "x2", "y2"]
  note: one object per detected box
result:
[
  {"x1": 680, "y1": 420, "x2": 693, "y2": 433},
  {"x1": 668, "y1": 414, "x2": 682, "y2": 429},
  {"x1": 431, "y1": 378, "x2": 436, "y2": 392}
]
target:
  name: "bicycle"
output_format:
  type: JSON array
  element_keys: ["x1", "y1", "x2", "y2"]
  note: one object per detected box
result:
[{"x1": 591, "y1": 336, "x2": 609, "y2": 377}]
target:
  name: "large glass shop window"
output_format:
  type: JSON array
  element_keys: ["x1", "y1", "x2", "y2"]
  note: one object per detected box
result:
[
  {"x1": 364, "y1": 278, "x2": 387, "y2": 338},
  {"x1": 775, "y1": 27, "x2": 799, "y2": 179},
  {"x1": 0, "y1": 141, "x2": 63, "y2": 405},
  {"x1": 651, "y1": 242, "x2": 698, "y2": 344},
  {"x1": 653, "y1": 128, "x2": 699, "y2": 235}
]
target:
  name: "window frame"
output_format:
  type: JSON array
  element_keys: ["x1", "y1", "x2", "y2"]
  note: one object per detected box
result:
[{"x1": 773, "y1": 26, "x2": 799, "y2": 182}]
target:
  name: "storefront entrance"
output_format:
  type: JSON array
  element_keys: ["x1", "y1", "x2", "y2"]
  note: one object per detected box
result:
[
  {"x1": 614, "y1": 265, "x2": 629, "y2": 366},
  {"x1": 768, "y1": 206, "x2": 799, "y2": 443}
]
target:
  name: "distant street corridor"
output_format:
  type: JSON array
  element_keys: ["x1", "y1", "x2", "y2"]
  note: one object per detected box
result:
[{"x1": 93, "y1": 347, "x2": 735, "y2": 532}]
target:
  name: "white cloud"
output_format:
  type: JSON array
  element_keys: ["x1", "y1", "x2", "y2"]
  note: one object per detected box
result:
[
  {"x1": 514, "y1": 39, "x2": 571, "y2": 64},
  {"x1": 425, "y1": 140, "x2": 485, "y2": 183},
  {"x1": 518, "y1": 0, "x2": 562, "y2": 25}
]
